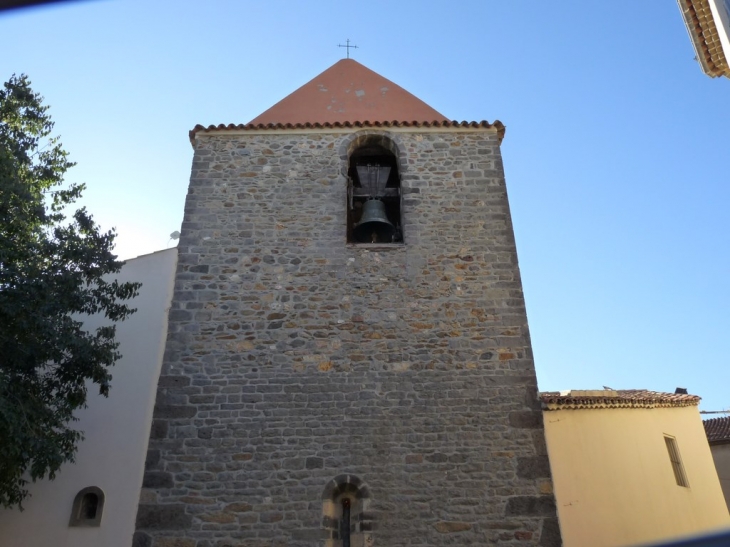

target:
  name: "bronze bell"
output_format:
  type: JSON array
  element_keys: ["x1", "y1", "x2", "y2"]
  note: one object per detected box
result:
[{"x1": 353, "y1": 199, "x2": 395, "y2": 243}]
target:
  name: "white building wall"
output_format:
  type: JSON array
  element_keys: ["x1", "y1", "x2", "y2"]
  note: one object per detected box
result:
[
  {"x1": 0, "y1": 248, "x2": 177, "y2": 547},
  {"x1": 710, "y1": 0, "x2": 730, "y2": 65}
]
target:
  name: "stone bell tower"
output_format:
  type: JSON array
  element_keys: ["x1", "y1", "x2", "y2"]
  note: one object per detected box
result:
[{"x1": 134, "y1": 59, "x2": 561, "y2": 547}]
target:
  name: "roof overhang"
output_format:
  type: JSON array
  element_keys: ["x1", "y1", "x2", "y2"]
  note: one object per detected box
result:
[
  {"x1": 189, "y1": 120, "x2": 506, "y2": 145},
  {"x1": 540, "y1": 389, "x2": 701, "y2": 411},
  {"x1": 677, "y1": 0, "x2": 730, "y2": 77}
]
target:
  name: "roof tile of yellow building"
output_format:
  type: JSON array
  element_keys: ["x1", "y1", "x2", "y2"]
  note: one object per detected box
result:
[{"x1": 540, "y1": 389, "x2": 701, "y2": 410}]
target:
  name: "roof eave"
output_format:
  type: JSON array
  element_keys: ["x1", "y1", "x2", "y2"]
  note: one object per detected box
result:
[
  {"x1": 677, "y1": 0, "x2": 730, "y2": 77},
  {"x1": 540, "y1": 389, "x2": 702, "y2": 411},
  {"x1": 709, "y1": 438, "x2": 730, "y2": 445},
  {"x1": 542, "y1": 400, "x2": 701, "y2": 411},
  {"x1": 189, "y1": 120, "x2": 507, "y2": 145}
]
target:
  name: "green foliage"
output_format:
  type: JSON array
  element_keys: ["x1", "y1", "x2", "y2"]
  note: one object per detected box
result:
[{"x1": 0, "y1": 75, "x2": 140, "y2": 509}]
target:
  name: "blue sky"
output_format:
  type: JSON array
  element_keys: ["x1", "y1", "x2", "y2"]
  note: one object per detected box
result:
[{"x1": 2, "y1": 1, "x2": 728, "y2": 411}]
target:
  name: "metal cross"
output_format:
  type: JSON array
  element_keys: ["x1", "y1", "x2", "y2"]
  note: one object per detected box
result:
[{"x1": 338, "y1": 39, "x2": 358, "y2": 59}]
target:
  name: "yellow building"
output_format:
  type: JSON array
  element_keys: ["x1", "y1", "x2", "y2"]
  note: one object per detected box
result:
[{"x1": 542, "y1": 389, "x2": 730, "y2": 547}]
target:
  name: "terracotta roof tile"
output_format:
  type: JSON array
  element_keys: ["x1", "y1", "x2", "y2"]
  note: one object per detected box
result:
[
  {"x1": 189, "y1": 59, "x2": 505, "y2": 144},
  {"x1": 189, "y1": 119, "x2": 506, "y2": 143},
  {"x1": 540, "y1": 389, "x2": 701, "y2": 410},
  {"x1": 248, "y1": 59, "x2": 448, "y2": 125},
  {"x1": 704, "y1": 416, "x2": 730, "y2": 443},
  {"x1": 677, "y1": 0, "x2": 730, "y2": 77}
]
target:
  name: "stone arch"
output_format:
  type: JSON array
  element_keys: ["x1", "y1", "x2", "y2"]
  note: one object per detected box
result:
[
  {"x1": 322, "y1": 474, "x2": 373, "y2": 546},
  {"x1": 337, "y1": 131, "x2": 407, "y2": 178}
]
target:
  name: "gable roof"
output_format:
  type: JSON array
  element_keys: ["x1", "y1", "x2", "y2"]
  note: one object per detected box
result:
[
  {"x1": 248, "y1": 59, "x2": 448, "y2": 126},
  {"x1": 704, "y1": 416, "x2": 730, "y2": 443},
  {"x1": 677, "y1": 0, "x2": 730, "y2": 78},
  {"x1": 540, "y1": 389, "x2": 701, "y2": 410}
]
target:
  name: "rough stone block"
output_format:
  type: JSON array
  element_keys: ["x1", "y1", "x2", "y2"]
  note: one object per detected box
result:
[
  {"x1": 153, "y1": 404, "x2": 197, "y2": 419},
  {"x1": 142, "y1": 471, "x2": 174, "y2": 489},
  {"x1": 505, "y1": 496, "x2": 556, "y2": 517},
  {"x1": 132, "y1": 532, "x2": 152, "y2": 547},
  {"x1": 433, "y1": 522, "x2": 472, "y2": 533},
  {"x1": 155, "y1": 539, "x2": 197, "y2": 547},
  {"x1": 517, "y1": 455, "x2": 552, "y2": 479},
  {"x1": 540, "y1": 517, "x2": 562, "y2": 547},
  {"x1": 305, "y1": 456, "x2": 323, "y2": 469},
  {"x1": 291, "y1": 529, "x2": 328, "y2": 540},
  {"x1": 135, "y1": 504, "x2": 191, "y2": 530},
  {"x1": 259, "y1": 511, "x2": 283, "y2": 523},
  {"x1": 144, "y1": 449, "x2": 160, "y2": 470},
  {"x1": 158, "y1": 375, "x2": 192, "y2": 388},
  {"x1": 509, "y1": 410, "x2": 543, "y2": 429},
  {"x1": 149, "y1": 419, "x2": 168, "y2": 439}
]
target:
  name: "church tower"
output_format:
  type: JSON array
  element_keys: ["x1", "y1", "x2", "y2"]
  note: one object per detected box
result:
[{"x1": 134, "y1": 59, "x2": 561, "y2": 546}]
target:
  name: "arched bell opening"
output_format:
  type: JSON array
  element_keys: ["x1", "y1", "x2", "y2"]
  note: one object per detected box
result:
[
  {"x1": 322, "y1": 475, "x2": 374, "y2": 547},
  {"x1": 346, "y1": 136, "x2": 402, "y2": 244}
]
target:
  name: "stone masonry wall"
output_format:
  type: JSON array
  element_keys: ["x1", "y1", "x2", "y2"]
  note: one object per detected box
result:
[{"x1": 133, "y1": 128, "x2": 561, "y2": 547}]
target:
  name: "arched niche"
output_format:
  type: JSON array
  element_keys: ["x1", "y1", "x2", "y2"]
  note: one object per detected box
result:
[
  {"x1": 322, "y1": 474, "x2": 374, "y2": 547},
  {"x1": 69, "y1": 486, "x2": 105, "y2": 527}
]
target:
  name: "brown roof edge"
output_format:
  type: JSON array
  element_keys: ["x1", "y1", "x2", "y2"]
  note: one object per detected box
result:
[
  {"x1": 677, "y1": 0, "x2": 730, "y2": 77},
  {"x1": 704, "y1": 416, "x2": 730, "y2": 442},
  {"x1": 708, "y1": 438, "x2": 730, "y2": 445},
  {"x1": 540, "y1": 389, "x2": 701, "y2": 410},
  {"x1": 188, "y1": 120, "x2": 506, "y2": 145}
]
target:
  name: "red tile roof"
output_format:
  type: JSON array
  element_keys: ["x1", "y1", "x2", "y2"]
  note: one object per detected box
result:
[
  {"x1": 249, "y1": 59, "x2": 448, "y2": 125},
  {"x1": 704, "y1": 416, "x2": 730, "y2": 443},
  {"x1": 540, "y1": 389, "x2": 701, "y2": 410},
  {"x1": 189, "y1": 59, "x2": 505, "y2": 143},
  {"x1": 189, "y1": 119, "x2": 506, "y2": 143}
]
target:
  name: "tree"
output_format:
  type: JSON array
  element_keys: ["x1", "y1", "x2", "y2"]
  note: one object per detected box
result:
[{"x1": 0, "y1": 75, "x2": 140, "y2": 509}]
